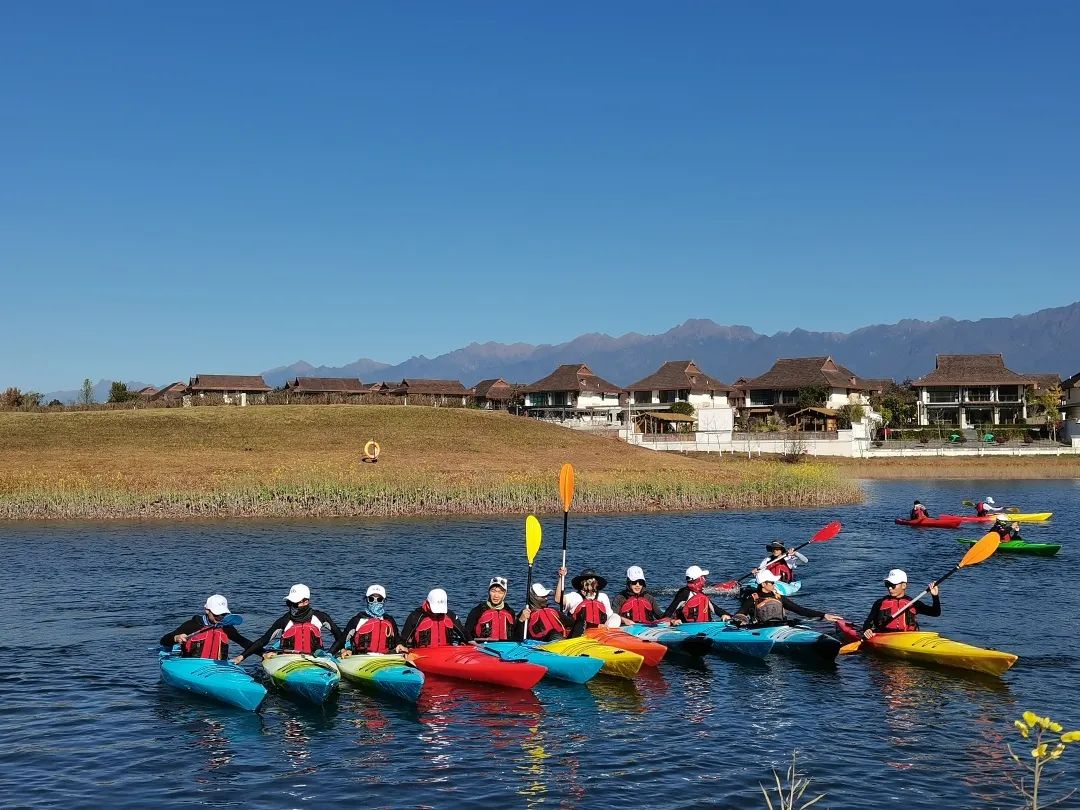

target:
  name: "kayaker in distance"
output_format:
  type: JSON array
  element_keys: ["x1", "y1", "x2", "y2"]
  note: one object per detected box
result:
[
  {"x1": 517, "y1": 582, "x2": 569, "y2": 641},
  {"x1": 233, "y1": 584, "x2": 343, "y2": 664},
  {"x1": 465, "y1": 576, "x2": 517, "y2": 641},
  {"x1": 332, "y1": 584, "x2": 401, "y2": 656},
  {"x1": 861, "y1": 569, "x2": 940, "y2": 639},
  {"x1": 612, "y1": 566, "x2": 663, "y2": 626},
  {"x1": 976, "y1": 496, "x2": 1005, "y2": 517},
  {"x1": 664, "y1": 565, "x2": 732, "y2": 625},
  {"x1": 161, "y1": 594, "x2": 253, "y2": 659},
  {"x1": 753, "y1": 541, "x2": 805, "y2": 583},
  {"x1": 990, "y1": 516, "x2": 1019, "y2": 540},
  {"x1": 555, "y1": 567, "x2": 620, "y2": 636},
  {"x1": 733, "y1": 570, "x2": 843, "y2": 628},
  {"x1": 397, "y1": 588, "x2": 470, "y2": 650},
  {"x1": 910, "y1": 500, "x2": 931, "y2": 520}
]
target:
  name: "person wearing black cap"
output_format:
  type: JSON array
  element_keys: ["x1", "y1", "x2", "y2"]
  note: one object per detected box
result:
[
  {"x1": 611, "y1": 566, "x2": 663, "y2": 626},
  {"x1": 910, "y1": 500, "x2": 931, "y2": 520},
  {"x1": 555, "y1": 567, "x2": 617, "y2": 637},
  {"x1": 754, "y1": 541, "x2": 805, "y2": 584},
  {"x1": 465, "y1": 576, "x2": 518, "y2": 641}
]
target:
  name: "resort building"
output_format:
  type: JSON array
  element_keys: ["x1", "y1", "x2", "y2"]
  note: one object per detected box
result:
[
  {"x1": 150, "y1": 382, "x2": 187, "y2": 402},
  {"x1": 187, "y1": 374, "x2": 272, "y2": 406},
  {"x1": 521, "y1": 363, "x2": 623, "y2": 425},
  {"x1": 624, "y1": 360, "x2": 734, "y2": 434},
  {"x1": 470, "y1": 378, "x2": 515, "y2": 410},
  {"x1": 911, "y1": 354, "x2": 1035, "y2": 427},
  {"x1": 740, "y1": 356, "x2": 871, "y2": 423},
  {"x1": 1064, "y1": 372, "x2": 1080, "y2": 420},
  {"x1": 390, "y1": 379, "x2": 469, "y2": 406},
  {"x1": 283, "y1": 377, "x2": 367, "y2": 400}
]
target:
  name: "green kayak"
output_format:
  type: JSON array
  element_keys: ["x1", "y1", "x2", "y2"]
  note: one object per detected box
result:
[{"x1": 957, "y1": 538, "x2": 1061, "y2": 557}]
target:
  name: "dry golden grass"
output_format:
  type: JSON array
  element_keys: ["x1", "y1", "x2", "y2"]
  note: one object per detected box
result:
[
  {"x1": 825, "y1": 455, "x2": 1080, "y2": 479},
  {"x1": 0, "y1": 405, "x2": 863, "y2": 519}
]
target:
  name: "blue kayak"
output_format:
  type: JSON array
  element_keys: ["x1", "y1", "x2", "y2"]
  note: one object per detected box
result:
[
  {"x1": 625, "y1": 623, "x2": 775, "y2": 659},
  {"x1": 754, "y1": 624, "x2": 840, "y2": 664},
  {"x1": 334, "y1": 653, "x2": 424, "y2": 702},
  {"x1": 262, "y1": 653, "x2": 340, "y2": 705},
  {"x1": 480, "y1": 641, "x2": 606, "y2": 684},
  {"x1": 620, "y1": 624, "x2": 712, "y2": 656},
  {"x1": 159, "y1": 650, "x2": 267, "y2": 711}
]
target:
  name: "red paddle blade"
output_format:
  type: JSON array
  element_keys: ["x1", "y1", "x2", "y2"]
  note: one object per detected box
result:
[
  {"x1": 811, "y1": 521, "x2": 842, "y2": 542},
  {"x1": 708, "y1": 580, "x2": 741, "y2": 597}
]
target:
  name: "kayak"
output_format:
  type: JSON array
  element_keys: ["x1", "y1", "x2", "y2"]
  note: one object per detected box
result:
[
  {"x1": 536, "y1": 636, "x2": 645, "y2": 679},
  {"x1": 584, "y1": 627, "x2": 667, "y2": 665},
  {"x1": 895, "y1": 516, "x2": 964, "y2": 529},
  {"x1": 406, "y1": 645, "x2": 546, "y2": 690},
  {"x1": 834, "y1": 622, "x2": 1017, "y2": 676},
  {"x1": 479, "y1": 641, "x2": 606, "y2": 684},
  {"x1": 261, "y1": 653, "x2": 340, "y2": 705},
  {"x1": 625, "y1": 622, "x2": 774, "y2": 659},
  {"x1": 776, "y1": 580, "x2": 801, "y2": 596},
  {"x1": 943, "y1": 513, "x2": 1053, "y2": 524},
  {"x1": 334, "y1": 653, "x2": 425, "y2": 702},
  {"x1": 621, "y1": 624, "x2": 713, "y2": 656},
  {"x1": 159, "y1": 651, "x2": 267, "y2": 711},
  {"x1": 755, "y1": 625, "x2": 841, "y2": 664},
  {"x1": 956, "y1": 537, "x2": 1061, "y2": 557}
]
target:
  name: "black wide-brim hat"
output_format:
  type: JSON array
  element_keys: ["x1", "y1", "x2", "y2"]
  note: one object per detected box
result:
[
  {"x1": 765, "y1": 541, "x2": 786, "y2": 551},
  {"x1": 571, "y1": 568, "x2": 608, "y2": 591}
]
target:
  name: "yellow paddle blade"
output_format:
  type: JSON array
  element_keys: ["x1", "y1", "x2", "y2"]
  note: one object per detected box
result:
[
  {"x1": 525, "y1": 515, "x2": 543, "y2": 564},
  {"x1": 559, "y1": 463, "x2": 575, "y2": 512},
  {"x1": 959, "y1": 530, "x2": 1002, "y2": 568},
  {"x1": 839, "y1": 641, "x2": 862, "y2": 655}
]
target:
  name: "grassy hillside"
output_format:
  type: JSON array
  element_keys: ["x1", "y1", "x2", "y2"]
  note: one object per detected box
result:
[{"x1": 0, "y1": 405, "x2": 862, "y2": 519}]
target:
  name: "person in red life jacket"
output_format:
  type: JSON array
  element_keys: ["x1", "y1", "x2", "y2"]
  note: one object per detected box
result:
[
  {"x1": 861, "y1": 569, "x2": 940, "y2": 639},
  {"x1": 753, "y1": 541, "x2": 805, "y2": 584},
  {"x1": 611, "y1": 566, "x2": 663, "y2": 626},
  {"x1": 396, "y1": 588, "x2": 469, "y2": 650},
  {"x1": 465, "y1": 576, "x2": 517, "y2": 641},
  {"x1": 990, "y1": 516, "x2": 1019, "y2": 540},
  {"x1": 975, "y1": 496, "x2": 1004, "y2": 517},
  {"x1": 556, "y1": 568, "x2": 619, "y2": 637},
  {"x1": 733, "y1": 570, "x2": 843, "y2": 628},
  {"x1": 160, "y1": 594, "x2": 253, "y2": 660},
  {"x1": 517, "y1": 583, "x2": 568, "y2": 641},
  {"x1": 910, "y1": 500, "x2": 931, "y2": 520},
  {"x1": 332, "y1": 584, "x2": 401, "y2": 657},
  {"x1": 664, "y1": 565, "x2": 731, "y2": 625},
  {"x1": 232, "y1": 584, "x2": 342, "y2": 663}
]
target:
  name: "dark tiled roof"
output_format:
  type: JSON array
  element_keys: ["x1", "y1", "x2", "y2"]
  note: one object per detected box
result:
[
  {"x1": 626, "y1": 360, "x2": 731, "y2": 393},
  {"x1": 860, "y1": 378, "x2": 893, "y2": 393},
  {"x1": 392, "y1": 379, "x2": 469, "y2": 396},
  {"x1": 188, "y1": 375, "x2": 272, "y2": 393},
  {"x1": 1025, "y1": 373, "x2": 1061, "y2": 391},
  {"x1": 150, "y1": 382, "x2": 187, "y2": 400},
  {"x1": 285, "y1": 377, "x2": 365, "y2": 393},
  {"x1": 744, "y1": 357, "x2": 867, "y2": 391},
  {"x1": 1063, "y1": 371, "x2": 1080, "y2": 390},
  {"x1": 471, "y1": 378, "x2": 513, "y2": 399},
  {"x1": 135, "y1": 386, "x2": 158, "y2": 396},
  {"x1": 912, "y1": 355, "x2": 1032, "y2": 386},
  {"x1": 522, "y1": 364, "x2": 622, "y2": 395}
]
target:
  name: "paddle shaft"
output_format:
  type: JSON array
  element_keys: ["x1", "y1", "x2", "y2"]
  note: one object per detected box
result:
[
  {"x1": 888, "y1": 569, "x2": 954, "y2": 620},
  {"x1": 525, "y1": 563, "x2": 534, "y2": 604},
  {"x1": 560, "y1": 510, "x2": 568, "y2": 584},
  {"x1": 729, "y1": 539, "x2": 814, "y2": 586}
]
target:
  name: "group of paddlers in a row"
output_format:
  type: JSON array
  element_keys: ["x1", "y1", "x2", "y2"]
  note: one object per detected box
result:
[{"x1": 162, "y1": 539, "x2": 944, "y2": 661}]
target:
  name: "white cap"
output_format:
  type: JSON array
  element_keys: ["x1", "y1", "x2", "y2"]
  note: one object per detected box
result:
[
  {"x1": 986, "y1": 497, "x2": 995, "y2": 504},
  {"x1": 755, "y1": 569, "x2": 780, "y2": 584},
  {"x1": 685, "y1": 565, "x2": 709, "y2": 580},
  {"x1": 427, "y1": 588, "x2": 448, "y2": 612},
  {"x1": 884, "y1": 569, "x2": 908, "y2": 585},
  {"x1": 366, "y1": 584, "x2": 386, "y2": 598},
  {"x1": 627, "y1": 566, "x2": 646, "y2": 581},
  {"x1": 489, "y1": 576, "x2": 508, "y2": 590},
  {"x1": 284, "y1": 583, "x2": 311, "y2": 604},
  {"x1": 204, "y1": 594, "x2": 229, "y2": 615},
  {"x1": 531, "y1": 583, "x2": 551, "y2": 597},
  {"x1": 996, "y1": 514, "x2": 1009, "y2": 522}
]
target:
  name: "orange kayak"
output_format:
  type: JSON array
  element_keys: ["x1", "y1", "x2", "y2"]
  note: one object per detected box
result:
[{"x1": 584, "y1": 627, "x2": 667, "y2": 666}]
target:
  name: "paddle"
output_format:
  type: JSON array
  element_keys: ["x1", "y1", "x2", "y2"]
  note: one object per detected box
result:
[
  {"x1": 525, "y1": 514, "x2": 542, "y2": 603},
  {"x1": 711, "y1": 521, "x2": 842, "y2": 596},
  {"x1": 838, "y1": 529, "x2": 1002, "y2": 655},
  {"x1": 558, "y1": 463, "x2": 575, "y2": 591},
  {"x1": 962, "y1": 499, "x2": 1020, "y2": 513}
]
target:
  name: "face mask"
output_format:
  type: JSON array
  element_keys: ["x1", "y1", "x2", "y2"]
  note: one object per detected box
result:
[
  {"x1": 687, "y1": 577, "x2": 706, "y2": 593},
  {"x1": 367, "y1": 600, "x2": 386, "y2": 618}
]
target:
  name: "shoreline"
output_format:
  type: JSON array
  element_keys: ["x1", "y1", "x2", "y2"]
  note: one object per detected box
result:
[{"x1": 827, "y1": 456, "x2": 1080, "y2": 480}]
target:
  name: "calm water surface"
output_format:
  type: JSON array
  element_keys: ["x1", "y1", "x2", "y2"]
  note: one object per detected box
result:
[{"x1": 2, "y1": 480, "x2": 1078, "y2": 808}]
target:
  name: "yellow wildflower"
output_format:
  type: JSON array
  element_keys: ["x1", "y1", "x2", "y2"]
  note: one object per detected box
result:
[
  {"x1": 1014, "y1": 721, "x2": 1030, "y2": 738},
  {"x1": 1049, "y1": 721, "x2": 1063, "y2": 733},
  {"x1": 1022, "y1": 711, "x2": 1039, "y2": 727},
  {"x1": 1050, "y1": 745, "x2": 1066, "y2": 760},
  {"x1": 1061, "y1": 731, "x2": 1080, "y2": 744},
  {"x1": 1032, "y1": 743, "x2": 1048, "y2": 759}
]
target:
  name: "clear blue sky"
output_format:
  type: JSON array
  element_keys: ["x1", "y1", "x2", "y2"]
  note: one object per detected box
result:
[{"x1": 3, "y1": 3, "x2": 1078, "y2": 391}]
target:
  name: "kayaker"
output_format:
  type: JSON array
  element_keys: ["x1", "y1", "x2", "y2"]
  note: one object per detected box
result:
[
  {"x1": 732, "y1": 570, "x2": 843, "y2": 628},
  {"x1": 663, "y1": 565, "x2": 732, "y2": 625},
  {"x1": 517, "y1": 582, "x2": 569, "y2": 641},
  {"x1": 555, "y1": 567, "x2": 619, "y2": 636},
  {"x1": 990, "y1": 516, "x2": 1019, "y2": 540},
  {"x1": 396, "y1": 588, "x2": 470, "y2": 650},
  {"x1": 232, "y1": 584, "x2": 343, "y2": 663},
  {"x1": 465, "y1": 576, "x2": 517, "y2": 641},
  {"x1": 910, "y1": 500, "x2": 930, "y2": 520},
  {"x1": 332, "y1": 584, "x2": 401, "y2": 656},
  {"x1": 161, "y1": 594, "x2": 253, "y2": 660},
  {"x1": 753, "y1": 542, "x2": 806, "y2": 583},
  {"x1": 861, "y1": 569, "x2": 940, "y2": 639},
  {"x1": 976, "y1": 496, "x2": 1005, "y2": 517},
  {"x1": 611, "y1": 566, "x2": 663, "y2": 625}
]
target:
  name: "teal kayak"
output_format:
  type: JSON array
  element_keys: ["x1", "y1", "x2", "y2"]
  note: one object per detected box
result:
[
  {"x1": 262, "y1": 653, "x2": 340, "y2": 705},
  {"x1": 159, "y1": 650, "x2": 267, "y2": 711},
  {"x1": 334, "y1": 653, "x2": 424, "y2": 702},
  {"x1": 480, "y1": 641, "x2": 606, "y2": 684},
  {"x1": 631, "y1": 622, "x2": 776, "y2": 659},
  {"x1": 755, "y1": 624, "x2": 840, "y2": 664},
  {"x1": 621, "y1": 624, "x2": 713, "y2": 656}
]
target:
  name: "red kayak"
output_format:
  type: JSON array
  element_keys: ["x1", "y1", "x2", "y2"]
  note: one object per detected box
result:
[
  {"x1": 894, "y1": 516, "x2": 963, "y2": 529},
  {"x1": 939, "y1": 514, "x2": 995, "y2": 524},
  {"x1": 406, "y1": 646, "x2": 546, "y2": 690}
]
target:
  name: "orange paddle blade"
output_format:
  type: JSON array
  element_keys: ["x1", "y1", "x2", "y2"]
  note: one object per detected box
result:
[
  {"x1": 958, "y1": 530, "x2": 1002, "y2": 568},
  {"x1": 559, "y1": 463, "x2": 575, "y2": 512},
  {"x1": 812, "y1": 521, "x2": 842, "y2": 542},
  {"x1": 839, "y1": 641, "x2": 863, "y2": 655}
]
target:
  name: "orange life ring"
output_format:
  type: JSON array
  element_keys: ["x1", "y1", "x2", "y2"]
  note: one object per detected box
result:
[{"x1": 363, "y1": 440, "x2": 381, "y2": 462}]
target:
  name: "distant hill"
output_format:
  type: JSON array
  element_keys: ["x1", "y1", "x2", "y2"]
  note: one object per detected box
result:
[{"x1": 43, "y1": 378, "x2": 153, "y2": 405}]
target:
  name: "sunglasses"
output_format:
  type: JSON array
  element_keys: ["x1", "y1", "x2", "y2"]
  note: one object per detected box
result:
[
  {"x1": 367, "y1": 595, "x2": 385, "y2": 603},
  {"x1": 629, "y1": 579, "x2": 646, "y2": 586},
  {"x1": 885, "y1": 582, "x2": 904, "y2": 588}
]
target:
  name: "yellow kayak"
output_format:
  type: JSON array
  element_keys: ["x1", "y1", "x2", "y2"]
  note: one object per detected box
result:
[
  {"x1": 537, "y1": 637, "x2": 644, "y2": 679},
  {"x1": 865, "y1": 631, "x2": 1018, "y2": 677},
  {"x1": 996, "y1": 512, "x2": 1052, "y2": 523}
]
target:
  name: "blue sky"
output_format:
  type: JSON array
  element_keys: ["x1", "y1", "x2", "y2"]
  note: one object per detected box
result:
[{"x1": 3, "y1": 3, "x2": 1078, "y2": 391}]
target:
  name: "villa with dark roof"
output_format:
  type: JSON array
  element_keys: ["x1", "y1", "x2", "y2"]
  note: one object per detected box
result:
[
  {"x1": 188, "y1": 374, "x2": 271, "y2": 406},
  {"x1": 911, "y1": 354, "x2": 1045, "y2": 427},
  {"x1": 625, "y1": 360, "x2": 733, "y2": 434},
  {"x1": 521, "y1": 363, "x2": 623, "y2": 424},
  {"x1": 739, "y1": 356, "x2": 870, "y2": 422}
]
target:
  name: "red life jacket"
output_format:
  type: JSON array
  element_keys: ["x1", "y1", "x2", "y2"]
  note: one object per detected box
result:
[
  {"x1": 679, "y1": 592, "x2": 714, "y2": 623},
  {"x1": 352, "y1": 617, "x2": 394, "y2": 654},
  {"x1": 766, "y1": 558, "x2": 794, "y2": 583},
  {"x1": 976, "y1": 502, "x2": 988, "y2": 516},
  {"x1": 526, "y1": 607, "x2": 567, "y2": 640},
  {"x1": 877, "y1": 597, "x2": 918, "y2": 632},
  {"x1": 182, "y1": 625, "x2": 230, "y2": 660},
  {"x1": 572, "y1": 597, "x2": 608, "y2": 627},
  {"x1": 618, "y1": 594, "x2": 655, "y2": 623},
  {"x1": 414, "y1": 613, "x2": 455, "y2": 647},
  {"x1": 281, "y1": 620, "x2": 322, "y2": 654},
  {"x1": 473, "y1": 606, "x2": 514, "y2": 641}
]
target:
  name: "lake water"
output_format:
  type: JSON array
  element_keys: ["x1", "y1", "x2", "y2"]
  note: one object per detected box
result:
[{"x1": 2, "y1": 479, "x2": 1078, "y2": 808}]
